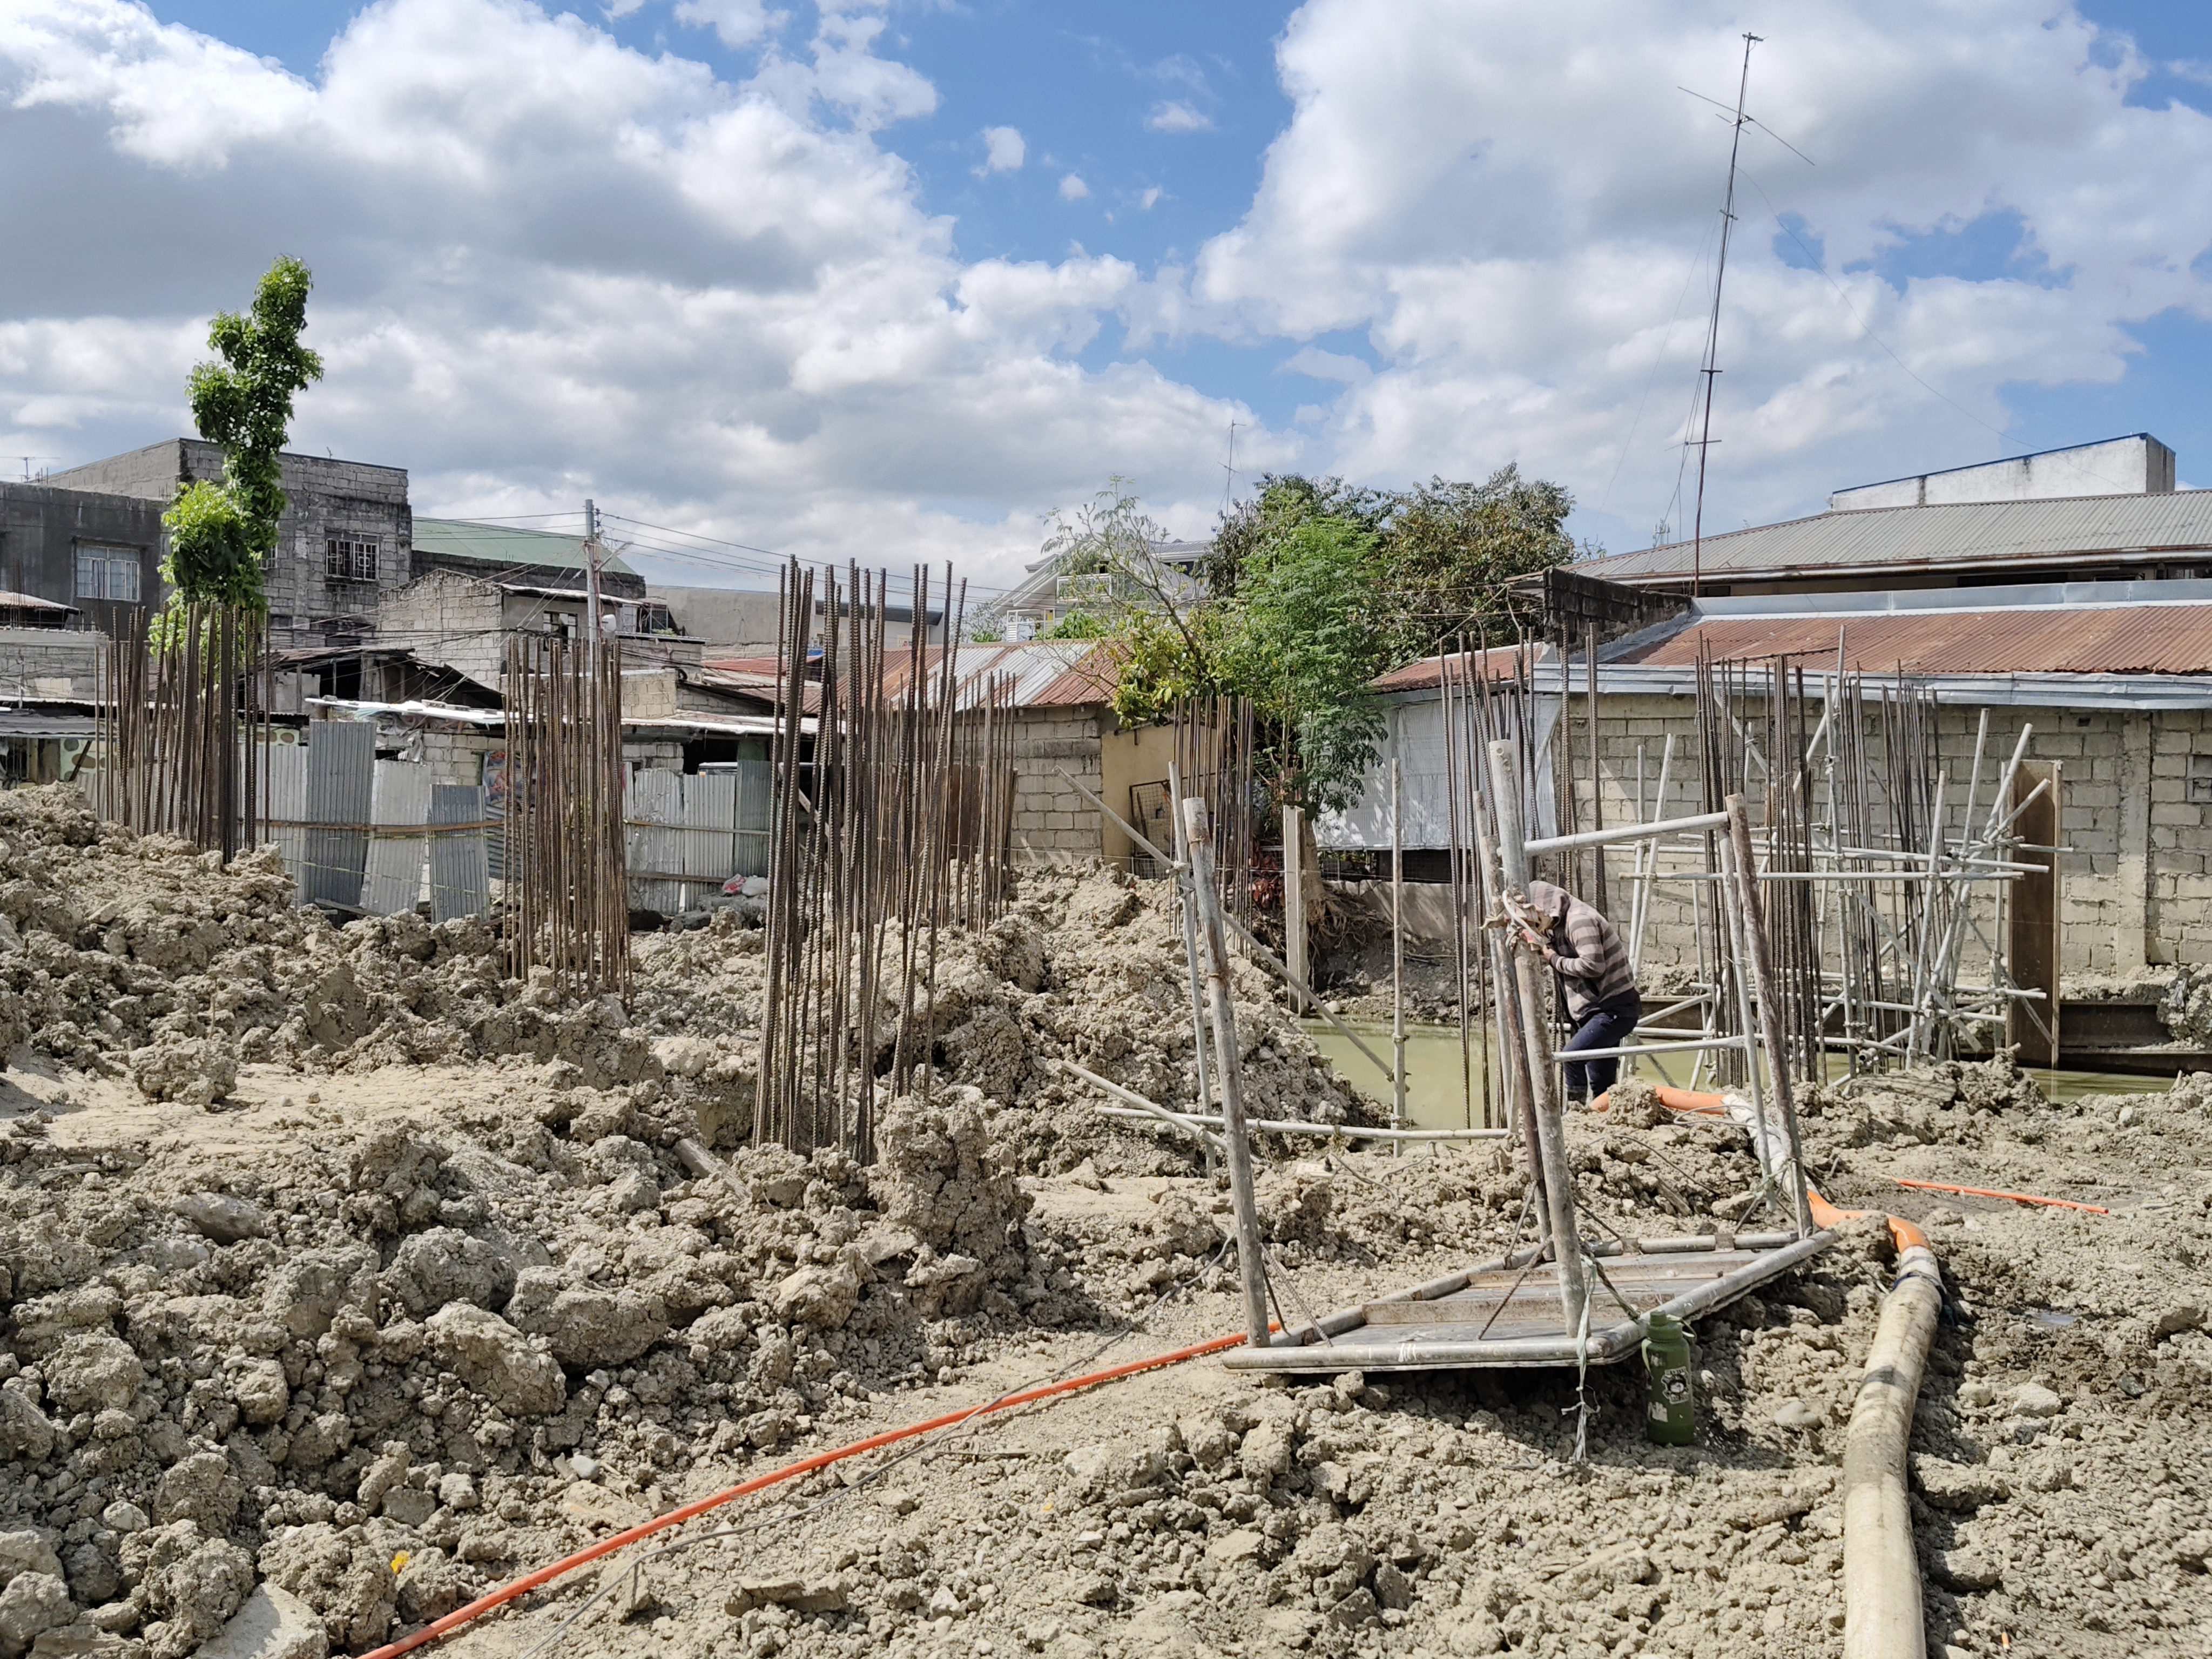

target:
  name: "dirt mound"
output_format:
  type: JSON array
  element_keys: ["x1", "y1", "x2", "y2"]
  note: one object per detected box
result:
[
  {"x1": 0, "y1": 1076, "x2": 1065, "y2": 1652},
  {"x1": 1, "y1": 790, "x2": 1370, "y2": 1170}
]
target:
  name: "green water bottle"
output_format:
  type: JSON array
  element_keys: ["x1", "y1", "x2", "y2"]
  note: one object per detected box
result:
[{"x1": 1643, "y1": 1314, "x2": 1696, "y2": 1446}]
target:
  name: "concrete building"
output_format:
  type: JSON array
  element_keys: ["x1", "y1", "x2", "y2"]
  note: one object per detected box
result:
[
  {"x1": 1583, "y1": 433, "x2": 2212, "y2": 598},
  {"x1": 410, "y1": 519, "x2": 648, "y2": 602},
  {"x1": 988, "y1": 540, "x2": 1212, "y2": 640},
  {"x1": 659, "y1": 583, "x2": 947, "y2": 655},
  {"x1": 0, "y1": 481, "x2": 166, "y2": 634},
  {"x1": 46, "y1": 440, "x2": 410, "y2": 647},
  {"x1": 1329, "y1": 580, "x2": 2212, "y2": 1065}
]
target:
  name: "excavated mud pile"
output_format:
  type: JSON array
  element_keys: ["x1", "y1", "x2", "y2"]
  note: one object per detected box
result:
[
  {"x1": 0, "y1": 1078, "x2": 1068, "y2": 1657},
  {"x1": 626, "y1": 868, "x2": 1374, "y2": 1172},
  {"x1": 2, "y1": 789, "x2": 1366, "y2": 1166},
  {"x1": 0, "y1": 789, "x2": 655, "y2": 1103}
]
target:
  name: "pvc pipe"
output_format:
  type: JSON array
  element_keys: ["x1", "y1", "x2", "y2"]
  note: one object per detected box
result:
[
  {"x1": 1524, "y1": 809, "x2": 1729, "y2": 857},
  {"x1": 1843, "y1": 1243, "x2": 1944, "y2": 1659},
  {"x1": 1094, "y1": 1105, "x2": 1506, "y2": 1143}
]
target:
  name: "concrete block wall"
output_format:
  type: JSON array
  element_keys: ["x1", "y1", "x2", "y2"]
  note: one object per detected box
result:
[
  {"x1": 409, "y1": 726, "x2": 494, "y2": 787},
  {"x1": 1008, "y1": 708, "x2": 1105, "y2": 866},
  {"x1": 0, "y1": 629, "x2": 103, "y2": 699},
  {"x1": 1558, "y1": 691, "x2": 2198, "y2": 980},
  {"x1": 379, "y1": 572, "x2": 504, "y2": 690}
]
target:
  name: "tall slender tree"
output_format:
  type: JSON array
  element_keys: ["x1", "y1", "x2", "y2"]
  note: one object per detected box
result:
[{"x1": 161, "y1": 257, "x2": 324, "y2": 611}]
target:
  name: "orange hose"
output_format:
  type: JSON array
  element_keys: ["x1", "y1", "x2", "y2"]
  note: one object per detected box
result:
[
  {"x1": 1890, "y1": 1178, "x2": 2109, "y2": 1215},
  {"x1": 358, "y1": 1330, "x2": 1251, "y2": 1659}
]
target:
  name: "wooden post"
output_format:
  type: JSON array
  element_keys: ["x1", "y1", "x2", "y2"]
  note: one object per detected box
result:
[
  {"x1": 2007, "y1": 760, "x2": 2062, "y2": 1068},
  {"x1": 1183, "y1": 795, "x2": 1272, "y2": 1347},
  {"x1": 1724, "y1": 793, "x2": 1816, "y2": 1238},
  {"x1": 1391, "y1": 758, "x2": 1407, "y2": 1130},
  {"x1": 1486, "y1": 739, "x2": 1588, "y2": 1338},
  {"x1": 1172, "y1": 760, "x2": 1217, "y2": 1172},
  {"x1": 1282, "y1": 802, "x2": 1309, "y2": 1013}
]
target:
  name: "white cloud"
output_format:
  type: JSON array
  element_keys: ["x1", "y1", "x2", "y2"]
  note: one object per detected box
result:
[
  {"x1": 8, "y1": 0, "x2": 2203, "y2": 584},
  {"x1": 1185, "y1": 0, "x2": 2212, "y2": 536},
  {"x1": 978, "y1": 124, "x2": 1023, "y2": 173},
  {"x1": 672, "y1": 0, "x2": 778, "y2": 49},
  {"x1": 1280, "y1": 346, "x2": 1370, "y2": 383},
  {"x1": 1139, "y1": 185, "x2": 1162, "y2": 211},
  {"x1": 1145, "y1": 100, "x2": 1210, "y2": 134},
  {"x1": 0, "y1": 0, "x2": 1269, "y2": 586}
]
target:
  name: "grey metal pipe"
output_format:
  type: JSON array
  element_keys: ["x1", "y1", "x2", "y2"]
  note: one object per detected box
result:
[
  {"x1": 1843, "y1": 1242, "x2": 1944, "y2": 1659},
  {"x1": 1094, "y1": 1104, "x2": 1505, "y2": 1143}
]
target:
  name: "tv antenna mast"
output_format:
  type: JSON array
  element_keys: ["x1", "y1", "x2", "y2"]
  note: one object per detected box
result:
[{"x1": 1687, "y1": 32, "x2": 1761, "y2": 598}]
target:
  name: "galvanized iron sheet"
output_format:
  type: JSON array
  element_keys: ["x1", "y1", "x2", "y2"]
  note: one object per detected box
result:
[
  {"x1": 429, "y1": 783, "x2": 490, "y2": 921},
  {"x1": 301, "y1": 720, "x2": 374, "y2": 909},
  {"x1": 1614, "y1": 603, "x2": 2212, "y2": 676},
  {"x1": 1584, "y1": 489, "x2": 2212, "y2": 585}
]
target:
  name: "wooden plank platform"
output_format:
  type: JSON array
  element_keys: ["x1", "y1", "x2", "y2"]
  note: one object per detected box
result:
[
  {"x1": 1360, "y1": 1248, "x2": 1777, "y2": 1339},
  {"x1": 1222, "y1": 1230, "x2": 1835, "y2": 1373}
]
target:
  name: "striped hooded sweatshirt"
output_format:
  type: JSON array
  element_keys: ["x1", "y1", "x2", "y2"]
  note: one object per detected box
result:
[{"x1": 1524, "y1": 880, "x2": 1636, "y2": 1020}]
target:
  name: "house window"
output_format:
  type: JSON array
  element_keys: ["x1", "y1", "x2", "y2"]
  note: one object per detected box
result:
[
  {"x1": 74, "y1": 546, "x2": 141, "y2": 602},
  {"x1": 327, "y1": 537, "x2": 379, "y2": 582},
  {"x1": 2188, "y1": 754, "x2": 2212, "y2": 805}
]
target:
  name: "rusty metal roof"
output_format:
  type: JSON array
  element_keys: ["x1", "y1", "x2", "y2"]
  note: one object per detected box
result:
[
  {"x1": 1581, "y1": 489, "x2": 2212, "y2": 585},
  {"x1": 881, "y1": 639, "x2": 1118, "y2": 708},
  {"x1": 1374, "y1": 644, "x2": 1545, "y2": 692},
  {"x1": 1609, "y1": 583, "x2": 2212, "y2": 676}
]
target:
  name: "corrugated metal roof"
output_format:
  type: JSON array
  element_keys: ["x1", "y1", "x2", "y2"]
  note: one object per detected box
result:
[
  {"x1": 701, "y1": 640, "x2": 1116, "y2": 711},
  {"x1": 1611, "y1": 597, "x2": 2212, "y2": 676},
  {"x1": 881, "y1": 639, "x2": 1118, "y2": 709},
  {"x1": 413, "y1": 518, "x2": 639, "y2": 578},
  {"x1": 1374, "y1": 644, "x2": 1543, "y2": 692},
  {"x1": 1581, "y1": 489, "x2": 2212, "y2": 584}
]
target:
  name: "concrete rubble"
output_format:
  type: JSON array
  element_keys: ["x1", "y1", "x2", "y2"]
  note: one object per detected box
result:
[{"x1": 0, "y1": 784, "x2": 2203, "y2": 1657}]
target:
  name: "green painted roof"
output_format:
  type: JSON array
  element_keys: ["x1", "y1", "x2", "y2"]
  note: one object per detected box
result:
[{"x1": 413, "y1": 518, "x2": 638, "y2": 578}]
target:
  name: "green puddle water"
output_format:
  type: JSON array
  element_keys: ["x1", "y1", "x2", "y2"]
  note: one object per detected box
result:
[{"x1": 1299, "y1": 1019, "x2": 2161, "y2": 1132}]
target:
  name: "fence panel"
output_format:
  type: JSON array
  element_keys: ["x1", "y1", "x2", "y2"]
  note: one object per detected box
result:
[
  {"x1": 361, "y1": 760, "x2": 434, "y2": 916},
  {"x1": 429, "y1": 783, "x2": 491, "y2": 921},
  {"x1": 301, "y1": 720, "x2": 375, "y2": 909}
]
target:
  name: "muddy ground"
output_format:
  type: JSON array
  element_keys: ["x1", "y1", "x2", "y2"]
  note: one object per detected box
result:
[{"x1": 0, "y1": 785, "x2": 2207, "y2": 1659}]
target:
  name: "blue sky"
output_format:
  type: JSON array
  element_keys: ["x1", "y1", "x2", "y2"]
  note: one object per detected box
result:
[{"x1": 10, "y1": 0, "x2": 2212, "y2": 583}]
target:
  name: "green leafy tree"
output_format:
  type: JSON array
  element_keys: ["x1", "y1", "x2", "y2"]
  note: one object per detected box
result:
[
  {"x1": 1038, "y1": 609, "x2": 1107, "y2": 640},
  {"x1": 1216, "y1": 514, "x2": 1390, "y2": 813},
  {"x1": 161, "y1": 256, "x2": 324, "y2": 610},
  {"x1": 1377, "y1": 466, "x2": 1574, "y2": 661},
  {"x1": 1051, "y1": 464, "x2": 1584, "y2": 815}
]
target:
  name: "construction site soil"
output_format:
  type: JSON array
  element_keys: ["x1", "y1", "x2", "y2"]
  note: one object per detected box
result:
[{"x1": 0, "y1": 784, "x2": 2207, "y2": 1659}]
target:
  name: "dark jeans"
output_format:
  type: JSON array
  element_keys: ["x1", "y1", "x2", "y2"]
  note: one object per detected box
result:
[{"x1": 1562, "y1": 992, "x2": 1642, "y2": 1103}]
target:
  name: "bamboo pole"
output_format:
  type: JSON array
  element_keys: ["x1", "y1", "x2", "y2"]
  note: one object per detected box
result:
[{"x1": 1182, "y1": 794, "x2": 1271, "y2": 1347}]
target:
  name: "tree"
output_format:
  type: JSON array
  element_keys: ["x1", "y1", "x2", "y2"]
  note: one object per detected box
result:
[
  {"x1": 1216, "y1": 514, "x2": 1390, "y2": 813},
  {"x1": 161, "y1": 257, "x2": 324, "y2": 610},
  {"x1": 1046, "y1": 463, "x2": 1584, "y2": 815},
  {"x1": 1375, "y1": 466, "x2": 1574, "y2": 662}
]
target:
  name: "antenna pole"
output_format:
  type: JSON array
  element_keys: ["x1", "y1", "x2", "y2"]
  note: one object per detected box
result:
[{"x1": 1689, "y1": 31, "x2": 1759, "y2": 599}]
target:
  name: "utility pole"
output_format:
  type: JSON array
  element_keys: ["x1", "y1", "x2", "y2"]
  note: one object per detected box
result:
[
  {"x1": 582, "y1": 497, "x2": 605, "y2": 676},
  {"x1": 1689, "y1": 32, "x2": 1759, "y2": 599}
]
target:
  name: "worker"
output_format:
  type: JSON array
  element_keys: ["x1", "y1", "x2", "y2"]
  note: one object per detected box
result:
[{"x1": 1519, "y1": 879, "x2": 1642, "y2": 1105}]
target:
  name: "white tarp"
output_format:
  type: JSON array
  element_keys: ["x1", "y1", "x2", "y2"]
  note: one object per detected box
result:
[{"x1": 1316, "y1": 693, "x2": 1561, "y2": 851}]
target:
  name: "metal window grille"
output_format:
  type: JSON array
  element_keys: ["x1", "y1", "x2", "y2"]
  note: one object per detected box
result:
[
  {"x1": 74, "y1": 547, "x2": 141, "y2": 602},
  {"x1": 326, "y1": 537, "x2": 379, "y2": 582}
]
